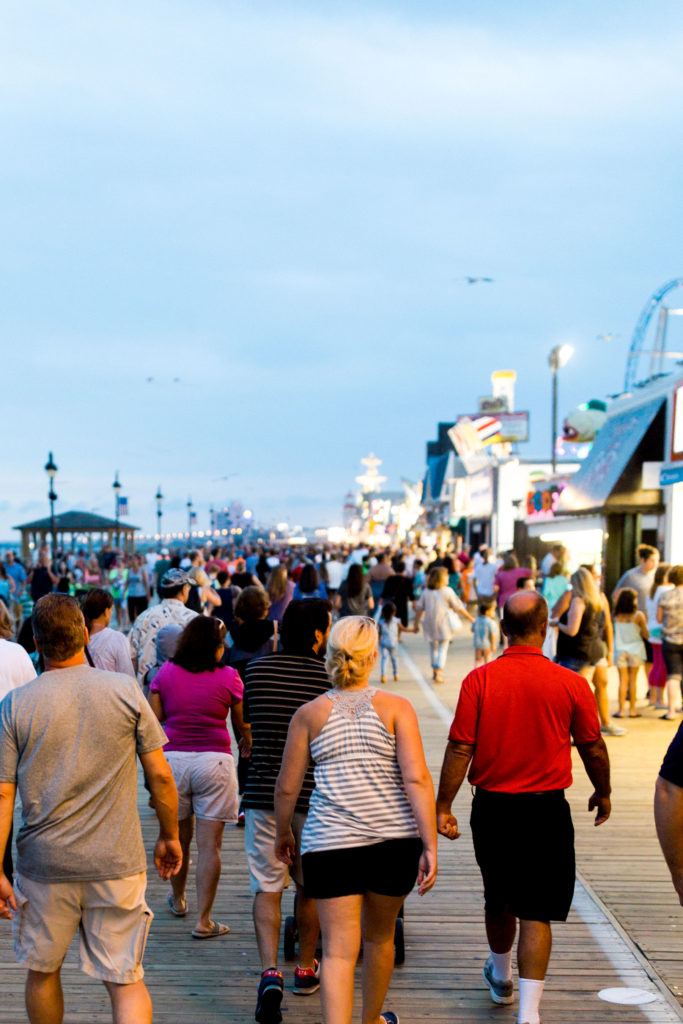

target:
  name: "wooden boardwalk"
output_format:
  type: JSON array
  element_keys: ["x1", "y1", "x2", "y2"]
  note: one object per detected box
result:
[{"x1": 2, "y1": 630, "x2": 683, "y2": 1022}]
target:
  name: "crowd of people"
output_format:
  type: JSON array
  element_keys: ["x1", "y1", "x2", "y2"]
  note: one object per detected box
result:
[{"x1": 0, "y1": 535, "x2": 683, "y2": 1024}]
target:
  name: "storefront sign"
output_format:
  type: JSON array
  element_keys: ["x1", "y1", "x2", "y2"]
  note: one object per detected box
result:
[
  {"x1": 527, "y1": 482, "x2": 565, "y2": 520},
  {"x1": 672, "y1": 382, "x2": 683, "y2": 461},
  {"x1": 460, "y1": 411, "x2": 530, "y2": 443},
  {"x1": 478, "y1": 396, "x2": 508, "y2": 414},
  {"x1": 660, "y1": 463, "x2": 683, "y2": 486}
]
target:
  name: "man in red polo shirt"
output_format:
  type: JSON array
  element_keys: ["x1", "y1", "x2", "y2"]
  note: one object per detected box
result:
[{"x1": 436, "y1": 590, "x2": 611, "y2": 1024}]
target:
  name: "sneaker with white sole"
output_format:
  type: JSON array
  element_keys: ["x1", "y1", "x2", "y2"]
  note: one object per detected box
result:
[
  {"x1": 483, "y1": 956, "x2": 514, "y2": 1005},
  {"x1": 601, "y1": 723, "x2": 627, "y2": 737},
  {"x1": 293, "y1": 959, "x2": 320, "y2": 995},
  {"x1": 255, "y1": 969, "x2": 284, "y2": 1023}
]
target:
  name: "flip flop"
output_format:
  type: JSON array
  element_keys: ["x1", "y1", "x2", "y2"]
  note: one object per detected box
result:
[
  {"x1": 191, "y1": 922, "x2": 230, "y2": 939},
  {"x1": 629, "y1": 713, "x2": 642, "y2": 718},
  {"x1": 166, "y1": 892, "x2": 188, "y2": 917}
]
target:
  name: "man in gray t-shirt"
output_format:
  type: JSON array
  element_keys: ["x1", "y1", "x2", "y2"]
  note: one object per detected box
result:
[
  {"x1": 0, "y1": 594, "x2": 181, "y2": 1024},
  {"x1": 612, "y1": 544, "x2": 660, "y2": 614}
]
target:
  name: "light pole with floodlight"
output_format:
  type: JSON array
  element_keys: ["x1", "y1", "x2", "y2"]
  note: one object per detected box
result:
[
  {"x1": 187, "y1": 497, "x2": 193, "y2": 535},
  {"x1": 548, "y1": 344, "x2": 574, "y2": 474},
  {"x1": 44, "y1": 452, "x2": 58, "y2": 559}
]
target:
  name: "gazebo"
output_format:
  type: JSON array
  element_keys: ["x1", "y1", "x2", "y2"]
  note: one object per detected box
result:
[{"x1": 14, "y1": 510, "x2": 140, "y2": 563}]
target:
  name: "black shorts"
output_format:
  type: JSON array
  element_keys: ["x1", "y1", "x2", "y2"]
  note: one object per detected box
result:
[
  {"x1": 471, "y1": 788, "x2": 575, "y2": 922},
  {"x1": 302, "y1": 838, "x2": 422, "y2": 899},
  {"x1": 644, "y1": 639, "x2": 654, "y2": 664},
  {"x1": 663, "y1": 642, "x2": 683, "y2": 679}
]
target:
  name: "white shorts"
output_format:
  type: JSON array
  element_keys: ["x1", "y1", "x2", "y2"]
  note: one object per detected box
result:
[
  {"x1": 244, "y1": 809, "x2": 307, "y2": 894},
  {"x1": 12, "y1": 872, "x2": 151, "y2": 983},
  {"x1": 165, "y1": 750, "x2": 238, "y2": 822}
]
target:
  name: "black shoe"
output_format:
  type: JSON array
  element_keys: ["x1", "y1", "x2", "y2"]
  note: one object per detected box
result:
[{"x1": 255, "y1": 969, "x2": 284, "y2": 1024}]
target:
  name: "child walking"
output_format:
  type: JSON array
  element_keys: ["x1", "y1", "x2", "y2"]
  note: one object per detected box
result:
[
  {"x1": 472, "y1": 599, "x2": 499, "y2": 666},
  {"x1": 379, "y1": 601, "x2": 413, "y2": 683},
  {"x1": 613, "y1": 587, "x2": 649, "y2": 718}
]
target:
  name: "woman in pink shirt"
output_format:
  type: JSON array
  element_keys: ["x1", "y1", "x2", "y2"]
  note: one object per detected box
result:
[
  {"x1": 494, "y1": 554, "x2": 534, "y2": 613},
  {"x1": 150, "y1": 616, "x2": 250, "y2": 938}
]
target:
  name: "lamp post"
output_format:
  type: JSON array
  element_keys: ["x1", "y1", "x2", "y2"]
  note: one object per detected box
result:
[
  {"x1": 187, "y1": 497, "x2": 194, "y2": 535},
  {"x1": 44, "y1": 451, "x2": 58, "y2": 559},
  {"x1": 155, "y1": 486, "x2": 163, "y2": 551},
  {"x1": 548, "y1": 344, "x2": 574, "y2": 474},
  {"x1": 113, "y1": 471, "x2": 121, "y2": 524}
]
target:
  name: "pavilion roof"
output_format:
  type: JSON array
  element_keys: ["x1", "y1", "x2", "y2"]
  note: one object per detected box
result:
[{"x1": 13, "y1": 510, "x2": 140, "y2": 532}]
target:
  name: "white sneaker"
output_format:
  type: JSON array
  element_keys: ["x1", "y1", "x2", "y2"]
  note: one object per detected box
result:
[{"x1": 601, "y1": 723, "x2": 627, "y2": 737}]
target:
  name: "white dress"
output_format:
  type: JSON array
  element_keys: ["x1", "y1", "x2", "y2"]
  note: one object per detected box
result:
[{"x1": 416, "y1": 586, "x2": 466, "y2": 641}]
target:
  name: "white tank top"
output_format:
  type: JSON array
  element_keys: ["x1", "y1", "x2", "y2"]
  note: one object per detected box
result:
[{"x1": 300, "y1": 687, "x2": 419, "y2": 854}]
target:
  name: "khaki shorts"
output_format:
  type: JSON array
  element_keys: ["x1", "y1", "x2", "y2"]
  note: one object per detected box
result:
[
  {"x1": 616, "y1": 652, "x2": 643, "y2": 669},
  {"x1": 244, "y1": 809, "x2": 306, "y2": 894},
  {"x1": 166, "y1": 750, "x2": 239, "y2": 822},
  {"x1": 12, "y1": 872, "x2": 151, "y2": 983}
]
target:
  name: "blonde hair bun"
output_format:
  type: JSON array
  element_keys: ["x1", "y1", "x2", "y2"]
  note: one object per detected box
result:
[{"x1": 325, "y1": 616, "x2": 378, "y2": 689}]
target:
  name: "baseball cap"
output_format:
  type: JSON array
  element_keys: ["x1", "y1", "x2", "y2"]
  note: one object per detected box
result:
[{"x1": 160, "y1": 568, "x2": 191, "y2": 588}]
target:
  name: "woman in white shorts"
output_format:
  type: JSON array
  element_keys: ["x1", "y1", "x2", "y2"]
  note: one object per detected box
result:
[{"x1": 150, "y1": 616, "x2": 249, "y2": 938}]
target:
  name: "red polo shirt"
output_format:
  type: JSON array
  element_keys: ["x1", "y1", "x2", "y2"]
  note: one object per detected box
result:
[{"x1": 449, "y1": 645, "x2": 600, "y2": 793}]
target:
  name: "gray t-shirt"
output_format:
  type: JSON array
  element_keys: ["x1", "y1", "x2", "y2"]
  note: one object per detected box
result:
[
  {"x1": 0, "y1": 664, "x2": 167, "y2": 883},
  {"x1": 615, "y1": 566, "x2": 654, "y2": 613}
]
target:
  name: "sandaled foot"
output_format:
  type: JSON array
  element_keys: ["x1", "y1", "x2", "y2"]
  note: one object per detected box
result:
[
  {"x1": 166, "y1": 892, "x2": 188, "y2": 917},
  {"x1": 191, "y1": 921, "x2": 230, "y2": 939}
]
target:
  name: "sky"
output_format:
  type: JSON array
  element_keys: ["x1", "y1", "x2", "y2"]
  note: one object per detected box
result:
[{"x1": 2, "y1": 0, "x2": 683, "y2": 540}]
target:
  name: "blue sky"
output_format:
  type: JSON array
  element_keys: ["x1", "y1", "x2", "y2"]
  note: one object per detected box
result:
[{"x1": 3, "y1": 0, "x2": 683, "y2": 539}]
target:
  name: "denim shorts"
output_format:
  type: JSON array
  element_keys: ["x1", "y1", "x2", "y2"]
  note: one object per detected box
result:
[{"x1": 555, "y1": 657, "x2": 589, "y2": 673}]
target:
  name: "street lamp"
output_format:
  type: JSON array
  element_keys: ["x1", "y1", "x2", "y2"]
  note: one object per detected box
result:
[
  {"x1": 155, "y1": 486, "x2": 163, "y2": 551},
  {"x1": 548, "y1": 344, "x2": 574, "y2": 474},
  {"x1": 113, "y1": 471, "x2": 121, "y2": 525},
  {"x1": 44, "y1": 451, "x2": 58, "y2": 559},
  {"x1": 187, "y1": 497, "x2": 194, "y2": 534}
]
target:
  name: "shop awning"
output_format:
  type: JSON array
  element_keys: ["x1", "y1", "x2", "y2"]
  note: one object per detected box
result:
[{"x1": 556, "y1": 396, "x2": 665, "y2": 514}]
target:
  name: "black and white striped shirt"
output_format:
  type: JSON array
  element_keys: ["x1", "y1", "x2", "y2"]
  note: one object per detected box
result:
[
  {"x1": 242, "y1": 653, "x2": 329, "y2": 813},
  {"x1": 301, "y1": 687, "x2": 419, "y2": 853}
]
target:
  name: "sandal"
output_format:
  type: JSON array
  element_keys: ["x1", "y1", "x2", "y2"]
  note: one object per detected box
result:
[
  {"x1": 166, "y1": 892, "x2": 188, "y2": 917},
  {"x1": 191, "y1": 921, "x2": 230, "y2": 939}
]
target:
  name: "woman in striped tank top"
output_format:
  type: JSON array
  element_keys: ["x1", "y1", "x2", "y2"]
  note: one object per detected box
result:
[{"x1": 274, "y1": 616, "x2": 437, "y2": 1024}]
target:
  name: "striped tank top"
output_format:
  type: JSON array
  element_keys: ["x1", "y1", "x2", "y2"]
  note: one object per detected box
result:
[{"x1": 300, "y1": 687, "x2": 419, "y2": 854}]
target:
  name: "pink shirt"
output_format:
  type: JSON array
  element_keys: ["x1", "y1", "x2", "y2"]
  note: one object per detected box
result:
[
  {"x1": 150, "y1": 661, "x2": 243, "y2": 754},
  {"x1": 494, "y1": 568, "x2": 533, "y2": 609}
]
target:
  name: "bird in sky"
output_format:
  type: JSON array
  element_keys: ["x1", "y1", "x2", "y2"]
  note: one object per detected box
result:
[
  {"x1": 596, "y1": 332, "x2": 619, "y2": 341},
  {"x1": 464, "y1": 276, "x2": 494, "y2": 284},
  {"x1": 145, "y1": 376, "x2": 154, "y2": 383}
]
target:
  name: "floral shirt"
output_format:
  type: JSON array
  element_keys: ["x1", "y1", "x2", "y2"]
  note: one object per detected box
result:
[
  {"x1": 128, "y1": 599, "x2": 197, "y2": 684},
  {"x1": 659, "y1": 587, "x2": 683, "y2": 646}
]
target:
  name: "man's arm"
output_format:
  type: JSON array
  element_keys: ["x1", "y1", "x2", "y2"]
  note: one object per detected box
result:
[
  {"x1": 655, "y1": 776, "x2": 683, "y2": 904},
  {"x1": 138, "y1": 748, "x2": 182, "y2": 880},
  {"x1": 0, "y1": 782, "x2": 18, "y2": 919},
  {"x1": 575, "y1": 737, "x2": 611, "y2": 824},
  {"x1": 436, "y1": 740, "x2": 475, "y2": 840}
]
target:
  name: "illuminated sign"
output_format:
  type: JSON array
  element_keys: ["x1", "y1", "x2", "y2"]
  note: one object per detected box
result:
[{"x1": 527, "y1": 483, "x2": 565, "y2": 520}]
